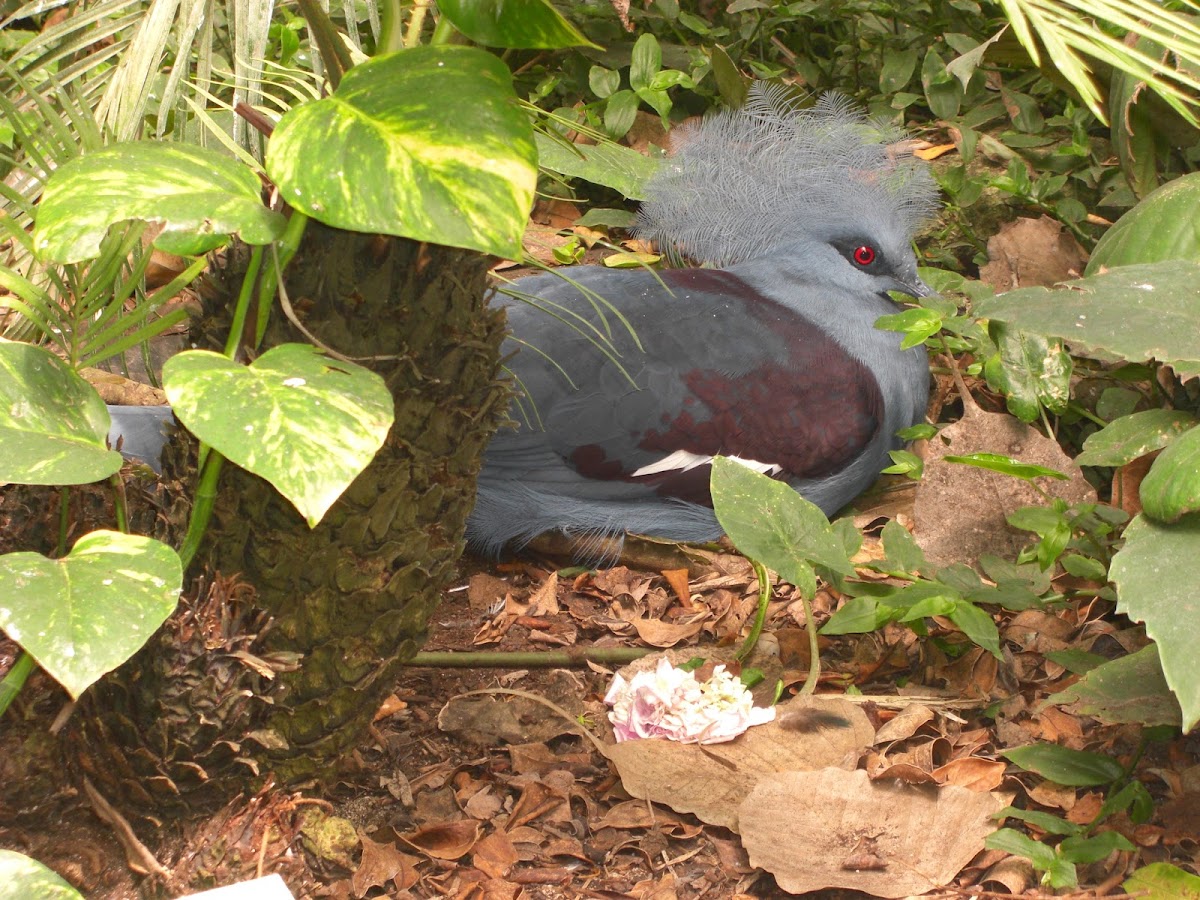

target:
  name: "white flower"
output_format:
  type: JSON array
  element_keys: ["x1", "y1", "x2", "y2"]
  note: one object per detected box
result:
[{"x1": 604, "y1": 657, "x2": 776, "y2": 744}]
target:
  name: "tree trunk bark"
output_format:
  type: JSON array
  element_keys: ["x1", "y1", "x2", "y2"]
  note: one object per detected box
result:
[{"x1": 74, "y1": 224, "x2": 510, "y2": 803}]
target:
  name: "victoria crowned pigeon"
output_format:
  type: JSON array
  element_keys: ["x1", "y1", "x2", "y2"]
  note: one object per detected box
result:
[{"x1": 468, "y1": 85, "x2": 940, "y2": 556}]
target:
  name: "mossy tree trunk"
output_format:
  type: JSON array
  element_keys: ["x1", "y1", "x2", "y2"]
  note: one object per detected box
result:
[{"x1": 76, "y1": 224, "x2": 510, "y2": 802}]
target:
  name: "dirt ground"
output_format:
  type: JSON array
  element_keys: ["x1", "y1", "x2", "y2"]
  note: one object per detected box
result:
[{"x1": 2, "y1": 540, "x2": 1198, "y2": 900}]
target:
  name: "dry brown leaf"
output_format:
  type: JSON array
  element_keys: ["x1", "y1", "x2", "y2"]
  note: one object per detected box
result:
[
  {"x1": 661, "y1": 568, "x2": 692, "y2": 607},
  {"x1": 351, "y1": 835, "x2": 412, "y2": 899},
  {"x1": 602, "y1": 695, "x2": 874, "y2": 830},
  {"x1": 738, "y1": 767, "x2": 1005, "y2": 897},
  {"x1": 526, "y1": 572, "x2": 560, "y2": 617},
  {"x1": 932, "y1": 757, "x2": 1007, "y2": 791},
  {"x1": 873, "y1": 705, "x2": 936, "y2": 744},
  {"x1": 913, "y1": 399, "x2": 1095, "y2": 568},
  {"x1": 397, "y1": 820, "x2": 481, "y2": 860},
  {"x1": 471, "y1": 830, "x2": 519, "y2": 880},
  {"x1": 978, "y1": 215, "x2": 1088, "y2": 291},
  {"x1": 630, "y1": 615, "x2": 706, "y2": 647}
]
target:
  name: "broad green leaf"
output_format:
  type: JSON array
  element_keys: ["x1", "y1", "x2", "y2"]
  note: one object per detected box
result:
[
  {"x1": 875, "y1": 307, "x2": 942, "y2": 350},
  {"x1": 602, "y1": 90, "x2": 640, "y2": 140},
  {"x1": 629, "y1": 33, "x2": 661, "y2": 92},
  {"x1": 0, "y1": 340, "x2": 122, "y2": 485},
  {"x1": 1004, "y1": 743, "x2": 1125, "y2": 786},
  {"x1": 992, "y1": 806, "x2": 1080, "y2": 836},
  {"x1": 984, "y1": 828, "x2": 1058, "y2": 870},
  {"x1": 1075, "y1": 410, "x2": 1197, "y2": 466},
  {"x1": 1047, "y1": 645, "x2": 1182, "y2": 728},
  {"x1": 1124, "y1": 862, "x2": 1200, "y2": 898},
  {"x1": 881, "y1": 519, "x2": 926, "y2": 574},
  {"x1": 944, "y1": 453, "x2": 1069, "y2": 482},
  {"x1": 921, "y1": 45, "x2": 961, "y2": 119},
  {"x1": 983, "y1": 323, "x2": 1071, "y2": 423},
  {"x1": 821, "y1": 595, "x2": 892, "y2": 635},
  {"x1": 0, "y1": 850, "x2": 84, "y2": 900},
  {"x1": 880, "y1": 46, "x2": 919, "y2": 92},
  {"x1": 437, "y1": 0, "x2": 598, "y2": 49},
  {"x1": 0, "y1": 531, "x2": 182, "y2": 699},
  {"x1": 1140, "y1": 424, "x2": 1200, "y2": 521},
  {"x1": 1109, "y1": 514, "x2": 1200, "y2": 730},
  {"x1": 947, "y1": 600, "x2": 1001, "y2": 658},
  {"x1": 1108, "y1": 37, "x2": 1165, "y2": 200},
  {"x1": 266, "y1": 47, "x2": 536, "y2": 259},
  {"x1": 710, "y1": 457, "x2": 855, "y2": 597},
  {"x1": 163, "y1": 345, "x2": 394, "y2": 527},
  {"x1": 1059, "y1": 832, "x2": 1135, "y2": 864},
  {"x1": 535, "y1": 132, "x2": 661, "y2": 200},
  {"x1": 1088, "y1": 172, "x2": 1200, "y2": 273},
  {"x1": 974, "y1": 262, "x2": 1200, "y2": 381},
  {"x1": 34, "y1": 142, "x2": 284, "y2": 264}
]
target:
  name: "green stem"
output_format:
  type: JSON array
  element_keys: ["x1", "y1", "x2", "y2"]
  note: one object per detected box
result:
[
  {"x1": 224, "y1": 245, "x2": 263, "y2": 360},
  {"x1": 405, "y1": 647, "x2": 654, "y2": 668},
  {"x1": 177, "y1": 448, "x2": 226, "y2": 571},
  {"x1": 255, "y1": 212, "x2": 309, "y2": 348},
  {"x1": 797, "y1": 590, "x2": 820, "y2": 696},
  {"x1": 736, "y1": 560, "x2": 772, "y2": 662},
  {"x1": 429, "y1": 12, "x2": 455, "y2": 45},
  {"x1": 0, "y1": 652, "x2": 35, "y2": 718},
  {"x1": 378, "y1": 0, "x2": 405, "y2": 53},
  {"x1": 109, "y1": 472, "x2": 129, "y2": 533},
  {"x1": 404, "y1": 0, "x2": 432, "y2": 47}
]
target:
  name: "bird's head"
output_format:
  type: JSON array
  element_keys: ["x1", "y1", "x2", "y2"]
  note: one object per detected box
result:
[{"x1": 638, "y1": 85, "x2": 940, "y2": 299}]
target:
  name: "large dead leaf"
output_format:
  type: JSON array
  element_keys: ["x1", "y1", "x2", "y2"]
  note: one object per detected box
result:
[
  {"x1": 601, "y1": 695, "x2": 874, "y2": 830},
  {"x1": 913, "y1": 398, "x2": 1095, "y2": 567},
  {"x1": 978, "y1": 215, "x2": 1087, "y2": 292},
  {"x1": 739, "y1": 768, "x2": 1004, "y2": 897}
]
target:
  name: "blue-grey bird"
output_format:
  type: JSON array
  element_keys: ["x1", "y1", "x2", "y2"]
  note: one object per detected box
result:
[{"x1": 467, "y1": 85, "x2": 939, "y2": 557}]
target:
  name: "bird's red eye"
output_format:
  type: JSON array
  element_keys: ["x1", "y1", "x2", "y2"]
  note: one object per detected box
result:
[{"x1": 853, "y1": 245, "x2": 876, "y2": 266}]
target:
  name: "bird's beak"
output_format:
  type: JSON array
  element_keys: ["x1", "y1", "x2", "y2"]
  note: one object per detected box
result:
[{"x1": 904, "y1": 276, "x2": 934, "y2": 299}]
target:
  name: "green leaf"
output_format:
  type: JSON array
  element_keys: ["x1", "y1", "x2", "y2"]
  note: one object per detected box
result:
[
  {"x1": 983, "y1": 323, "x2": 1071, "y2": 423},
  {"x1": 536, "y1": 131, "x2": 660, "y2": 200},
  {"x1": 1140, "y1": 424, "x2": 1200, "y2": 522},
  {"x1": 34, "y1": 142, "x2": 285, "y2": 264},
  {"x1": 0, "y1": 340, "x2": 122, "y2": 485},
  {"x1": 266, "y1": 47, "x2": 536, "y2": 259},
  {"x1": 0, "y1": 850, "x2": 84, "y2": 899},
  {"x1": 1005, "y1": 744, "x2": 1125, "y2": 786},
  {"x1": 1109, "y1": 514, "x2": 1200, "y2": 730},
  {"x1": 1060, "y1": 554, "x2": 1107, "y2": 580},
  {"x1": 1088, "y1": 172, "x2": 1200, "y2": 273},
  {"x1": 602, "y1": 90, "x2": 641, "y2": 140},
  {"x1": 974, "y1": 262, "x2": 1200, "y2": 381},
  {"x1": 710, "y1": 457, "x2": 855, "y2": 595},
  {"x1": 437, "y1": 0, "x2": 599, "y2": 49},
  {"x1": 162, "y1": 344, "x2": 394, "y2": 527},
  {"x1": 881, "y1": 519, "x2": 926, "y2": 574},
  {"x1": 944, "y1": 453, "x2": 1069, "y2": 482},
  {"x1": 589, "y1": 66, "x2": 620, "y2": 99},
  {"x1": 1124, "y1": 862, "x2": 1200, "y2": 898},
  {"x1": 1059, "y1": 831, "x2": 1135, "y2": 864},
  {"x1": 985, "y1": 828, "x2": 1058, "y2": 870},
  {"x1": 1048, "y1": 644, "x2": 1183, "y2": 727},
  {"x1": 947, "y1": 600, "x2": 1001, "y2": 658},
  {"x1": 1075, "y1": 410, "x2": 1197, "y2": 467},
  {"x1": 0, "y1": 531, "x2": 182, "y2": 699},
  {"x1": 629, "y1": 33, "x2": 662, "y2": 92},
  {"x1": 821, "y1": 595, "x2": 893, "y2": 635},
  {"x1": 875, "y1": 307, "x2": 943, "y2": 350},
  {"x1": 993, "y1": 805, "x2": 1081, "y2": 836},
  {"x1": 921, "y1": 45, "x2": 962, "y2": 119},
  {"x1": 880, "y1": 47, "x2": 919, "y2": 92}
]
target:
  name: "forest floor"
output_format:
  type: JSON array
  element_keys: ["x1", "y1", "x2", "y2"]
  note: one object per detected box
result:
[{"x1": 2, "y1": 514, "x2": 1198, "y2": 899}]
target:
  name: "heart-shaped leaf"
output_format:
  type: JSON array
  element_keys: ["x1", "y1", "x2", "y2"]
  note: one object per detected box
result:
[
  {"x1": 0, "y1": 531, "x2": 182, "y2": 698},
  {"x1": 437, "y1": 0, "x2": 599, "y2": 48},
  {"x1": 162, "y1": 344, "x2": 393, "y2": 526},
  {"x1": 34, "y1": 142, "x2": 285, "y2": 264},
  {"x1": 710, "y1": 457, "x2": 855, "y2": 595},
  {"x1": 266, "y1": 46, "x2": 536, "y2": 259},
  {"x1": 0, "y1": 340, "x2": 122, "y2": 485}
]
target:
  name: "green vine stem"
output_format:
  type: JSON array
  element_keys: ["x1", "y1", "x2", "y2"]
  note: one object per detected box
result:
[
  {"x1": 0, "y1": 652, "x2": 35, "y2": 718},
  {"x1": 735, "y1": 559, "x2": 772, "y2": 662}
]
